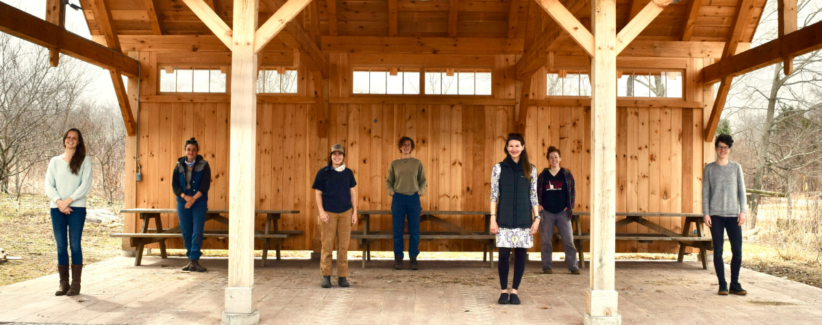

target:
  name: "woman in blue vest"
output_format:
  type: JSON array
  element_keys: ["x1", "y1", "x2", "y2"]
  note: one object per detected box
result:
[
  {"x1": 490, "y1": 133, "x2": 540, "y2": 305},
  {"x1": 172, "y1": 137, "x2": 211, "y2": 272}
]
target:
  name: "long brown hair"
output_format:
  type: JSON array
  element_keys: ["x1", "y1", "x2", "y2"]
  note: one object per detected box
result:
[
  {"x1": 504, "y1": 133, "x2": 531, "y2": 181},
  {"x1": 63, "y1": 128, "x2": 86, "y2": 175}
]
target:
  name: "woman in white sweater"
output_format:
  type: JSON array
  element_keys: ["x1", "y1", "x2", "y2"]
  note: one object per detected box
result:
[{"x1": 44, "y1": 128, "x2": 92, "y2": 297}]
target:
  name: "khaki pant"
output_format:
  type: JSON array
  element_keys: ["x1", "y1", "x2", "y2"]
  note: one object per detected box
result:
[{"x1": 320, "y1": 209, "x2": 352, "y2": 277}]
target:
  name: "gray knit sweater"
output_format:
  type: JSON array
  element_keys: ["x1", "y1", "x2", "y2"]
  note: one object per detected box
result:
[
  {"x1": 44, "y1": 156, "x2": 93, "y2": 208},
  {"x1": 702, "y1": 161, "x2": 747, "y2": 217}
]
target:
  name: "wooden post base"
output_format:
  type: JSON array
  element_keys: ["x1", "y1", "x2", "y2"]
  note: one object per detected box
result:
[
  {"x1": 583, "y1": 314, "x2": 622, "y2": 325},
  {"x1": 223, "y1": 287, "x2": 257, "y2": 323},
  {"x1": 221, "y1": 311, "x2": 260, "y2": 325},
  {"x1": 586, "y1": 289, "x2": 619, "y2": 320}
]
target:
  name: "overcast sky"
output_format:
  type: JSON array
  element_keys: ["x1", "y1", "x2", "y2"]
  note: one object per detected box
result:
[{"x1": 2, "y1": 0, "x2": 120, "y2": 107}]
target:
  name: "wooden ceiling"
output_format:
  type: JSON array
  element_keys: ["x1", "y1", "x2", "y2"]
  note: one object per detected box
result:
[{"x1": 79, "y1": 0, "x2": 767, "y2": 51}]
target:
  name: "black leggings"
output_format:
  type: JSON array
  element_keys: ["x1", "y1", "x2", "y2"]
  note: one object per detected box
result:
[
  {"x1": 710, "y1": 216, "x2": 743, "y2": 284},
  {"x1": 498, "y1": 247, "x2": 527, "y2": 290}
]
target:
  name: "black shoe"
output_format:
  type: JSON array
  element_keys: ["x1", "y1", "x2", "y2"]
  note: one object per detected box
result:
[
  {"x1": 189, "y1": 259, "x2": 207, "y2": 272},
  {"x1": 393, "y1": 258, "x2": 403, "y2": 270},
  {"x1": 410, "y1": 257, "x2": 419, "y2": 270},
  {"x1": 543, "y1": 268, "x2": 553, "y2": 274},
  {"x1": 338, "y1": 277, "x2": 350, "y2": 288},
  {"x1": 509, "y1": 294, "x2": 521, "y2": 305},
  {"x1": 729, "y1": 283, "x2": 747, "y2": 295},
  {"x1": 498, "y1": 293, "x2": 509, "y2": 305},
  {"x1": 182, "y1": 262, "x2": 192, "y2": 272},
  {"x1": 718, "y1": 282, "x2": 729, "y2": 295},
  {"x1": 570, "y1": 269, "x2": 580, "y2": 275},
  {"x1": 321, "y1": 276, "x2": 332, "y2": 288}
]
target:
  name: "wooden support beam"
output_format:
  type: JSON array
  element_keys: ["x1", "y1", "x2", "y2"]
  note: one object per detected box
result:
[
  {"x1": 45, "y1": 0, "x2": 65, "y2": 67},
  {"x1": 255, "y1": 0, "x2": 312, "y2": 53},
  {"x1": 703, "y1": 0, "x2": 754, "y2": 142},
  {"x1": 628, "y1": 0, "x2": 645, "y2": 20},
  {"x1": 321, "y1": 36, "x2": 524, "y2": 55},
  {"x1": 90, "y1": 0, "x2": 121, "y2": 51},
  {"x1": 616, "y1": 0, "x2": 672, "y2": 54},
  {"x1": 701, "y1": 20, "x2": 822, "y2": 84},
  {"x1": 327, "y1": 0, "x2": 338, "y2": 36},
  {"x1": 181, "y1": 0, "x2": 234, "y2": 50},
  {"x1": 143, "y1": 0, "x2": 164, "y2": 35},
  {"x1": 389, "y1": 0, "x2": 398, "y2": 37},
  {"x1": 534, "y1": 0, "x2": 595, "y2": 57},
  {"x1": 507, "y1": 0, "x2": 519, "y2": 39},
  {"x1": 261, "y1": 0, "x2": 329, "y2": 77},
  {"x1": 110, "y1": 70, "x2": 137, "y2": 136},
  {"x1": 516, "y1": 75, "x2": 533, "y2": 134},
  {"x1": 681, "y1": 0, "x2": 702, "y2": 41},
  {"x1": 587, "y1": 0, "x2": 620, "y2": 320},
  {"x1": 448, "y1": 0, "x2": 459, "y2": 37},
  {"x1": 312, "y1": 70, "x2": 328, "y2": 138},
  {"x1": 0, "y1": 2, "x2": 139, "y2": 76},
  {"x1": 225, "y1": 0, "x2": 258, "y2": 319},
  {"x1": 309, "y1": 0, "x2": 321, "y2": 44},
  {"x1": 778, "y1": 0, "x2": 797, "y2": 75}
]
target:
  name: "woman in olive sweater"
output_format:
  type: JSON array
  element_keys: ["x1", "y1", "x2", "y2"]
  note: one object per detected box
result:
[
  {"x1": 386, "y1": 136, "x2": 427, "y2": 270},
  {"x1": 490, "y1": 133, "x2": 540, "y2": 305}
]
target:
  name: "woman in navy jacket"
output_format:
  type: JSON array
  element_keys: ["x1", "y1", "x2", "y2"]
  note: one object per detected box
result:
[{"x1": 171, "y1": 137, "x2": 211, "y2": 272}]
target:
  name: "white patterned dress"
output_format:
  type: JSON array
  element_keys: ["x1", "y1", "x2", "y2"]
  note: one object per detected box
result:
[{"x1": 490, "y1": 163, "x2": 539, "y2": 248}]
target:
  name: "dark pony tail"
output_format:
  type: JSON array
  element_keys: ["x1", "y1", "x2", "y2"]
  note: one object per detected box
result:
[
  {"x1": 504, "y1": 133, "x2": 532, "y2": 182},
  {"x1": 63, "y1": 128, "x2": 86, "y2": 175}
]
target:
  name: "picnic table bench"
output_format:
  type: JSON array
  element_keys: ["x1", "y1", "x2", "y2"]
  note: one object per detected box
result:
[
  {"x1": 353, "y1": 210, "x2": 496, "y2": 268},
  {"x1": 111, "y1": 209, "x2": 301, "y2": 267},
  {"x1": 569, "y1": 212, "x2": 712, "y2": 269}
]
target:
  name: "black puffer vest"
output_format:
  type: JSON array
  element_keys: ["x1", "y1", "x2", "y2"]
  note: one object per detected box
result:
[{"x1": 496, "y1": 158, "x2": 534, "y2": 228}]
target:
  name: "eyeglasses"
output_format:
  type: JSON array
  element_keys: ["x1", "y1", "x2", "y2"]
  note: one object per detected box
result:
[{"x1": 716, "y1": 146, "x2": 730, "y2": 151}]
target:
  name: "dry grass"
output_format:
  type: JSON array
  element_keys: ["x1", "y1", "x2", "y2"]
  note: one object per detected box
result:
[{"x1": 0, "y1": 194, "x2": 123, "y2": 287}]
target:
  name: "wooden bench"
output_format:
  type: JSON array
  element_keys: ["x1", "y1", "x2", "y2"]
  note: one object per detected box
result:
[
  {"x1": 569, "y1": 212, "x2": 712, "y2": 269},
  {"x1": 355, "y1": 211, "x2": 496, "y2": 268},
  {"x1": 112, "y1": 209, "x2": 301, "y2": 267}
]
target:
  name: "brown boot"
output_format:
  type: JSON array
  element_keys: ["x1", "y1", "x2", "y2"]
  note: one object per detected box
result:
[
  {"x1": 189, "y1": 259, "x2": 207, "y2": 273},
  {"x1": 55, "y1": 265, "x2": 70, "y2": 296},
  {"x1": 66, "y1": 265, "x2": 82, "y2": 296},
  {"x1": 182, "y1": 261, "x2": 192, "y2": 271}
]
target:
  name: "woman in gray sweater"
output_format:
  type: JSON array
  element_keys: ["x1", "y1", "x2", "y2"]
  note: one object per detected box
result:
[
  {"x1": 45, "y1": 128, "x2": 93, "y2": 297},
  {"x1": 702, "y1": 134, "x2": 747, "y2": 296}
]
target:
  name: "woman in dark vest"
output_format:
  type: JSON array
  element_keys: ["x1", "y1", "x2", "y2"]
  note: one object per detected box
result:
[
  {"x1": 490, "y1": 133, "x2": 540, "y2": 305},
  {"x1": 171, "y1": 137, "x2": 211, "y2": 272}
]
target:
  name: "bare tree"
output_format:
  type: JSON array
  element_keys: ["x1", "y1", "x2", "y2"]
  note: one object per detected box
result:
[
  {"x1": 0, "y1": 34, "x2": 92, "y2": 198},
  {"x1": 68, "y1": 102, "x2": 126, "y2": 205}
]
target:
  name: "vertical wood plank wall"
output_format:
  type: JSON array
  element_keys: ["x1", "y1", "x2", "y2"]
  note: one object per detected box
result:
[{"x1": 131, "y1": 55, "x2": 708, "y2": 254}]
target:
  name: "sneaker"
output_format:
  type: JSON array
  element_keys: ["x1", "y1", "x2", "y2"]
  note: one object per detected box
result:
[
  {"x1": 498, "y1": 293, "x2": 509, "y2": 305},
  {"x1": 338, "y1": 277, "x2": 350, "y2": 288},
  {"x1": 718, "y1": 283, "x2": 729, "y2": 295},
  {"x1": 393, "y1": 258, "x2": 403, "y2": 270},
  {"x1": 729, "y1": 283, "x2": 747, "y2": 295},
  {"x1": 509, "y1": 294, "x2": 521, "y2": 305},
  {"x1": 570, "y1": 269, "x2": 580, "y2": 275},
  {"x1": 321, "y1": 276, "x2": 331, "y2": 288},
  {"x1": 410, "y1": 257, "x2": 419, "y2": 270},
  {"x1": 182, "y1": 262, "x2": 191, "y2": 272},
  {"x1": 543, "y1": 268, "x2": 553, "y2": 274}
]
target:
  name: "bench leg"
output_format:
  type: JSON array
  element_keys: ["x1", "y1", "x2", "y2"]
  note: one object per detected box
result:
[
  {"x1": 276, "y1": 243, "x2": 281, "y2": 261},
  {"x1": 262, "y1": 238, "x2": 270, "y2": 267},
  {"x1": 490, "y1": 240, "x2": 495, "y2": 268},
  {"x1": 153, "y1": 216, "x2": 168, "y2": 259},
  {"x1": 578, "y1": 240, "x2": 585, "y2": 269},
  {"x1": 134, "y1": 239, "x2": 145, "y2": 267},
  {"x1": 677, "y1": 243, "x2": 687, "y2": 263},
  {"x1": 483, "y1": 244, "x2": 487, "y2": 262},
  {"x1": 361, "y1": 240, "x2": 366, "y2": 268},
  {"x1": 700, "y1": 242, "x2": 708, "y2": 270}
]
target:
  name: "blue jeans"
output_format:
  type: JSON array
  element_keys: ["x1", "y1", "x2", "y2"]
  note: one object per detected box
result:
[
  {"x1": 391, "y1": 193, "x2": 421, "y2": 259},
  {"x1": 710, "y1": 216, "x2": 743, "y2": 284},
  {"x1": 177, "y1": 200, "x2": 207, "y2": 260},
  {"x1": 51, "y1": 207, "x2": 86, "y2": 265}
]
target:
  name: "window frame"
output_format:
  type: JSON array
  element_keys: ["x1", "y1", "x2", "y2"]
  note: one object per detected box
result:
[
  {"x1": 351, "y1": 66, "x2": 494, "y2": 97},
  {"x1": 158, "y1": 65, "x2": 230, "y2": 94}
]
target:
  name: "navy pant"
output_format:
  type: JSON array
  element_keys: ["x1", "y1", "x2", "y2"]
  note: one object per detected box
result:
[
  {"x1": 177, "y1": 200, "x2": 207, "y2": 260},
  {"x1": 391, "y1": 193, "x2": 421, "y2": 259},
  {"x1": 710, "y1": 216, "x2": 743, "y2": 284},
  {"x1": 51, "y1": 207, "x2": 86, "y2": 265}
]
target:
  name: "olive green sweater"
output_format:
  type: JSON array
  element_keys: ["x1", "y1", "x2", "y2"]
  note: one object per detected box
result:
[{"x1": 386, "y1": 158, "x2": 427, "y2": 196}]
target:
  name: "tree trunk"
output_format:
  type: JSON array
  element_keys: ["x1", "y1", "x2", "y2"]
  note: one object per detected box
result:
[
  {"x1": 750, "y1": 64, "x2": 784, "y2": 228},
  {"x1": 786, "y1": 172, "x2": 793, "y2": 221}
]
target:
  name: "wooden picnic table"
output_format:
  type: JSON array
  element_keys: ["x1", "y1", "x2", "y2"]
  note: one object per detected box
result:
[
  {"x1": 112, "y1": 209, "x2": 301, "y2": 267},
  {"x1": 569, "y1": 211, "x2": 711, "y2": 269},
  {"x1": 353, "y1": 210, "x2": 496, "y2": 268}
]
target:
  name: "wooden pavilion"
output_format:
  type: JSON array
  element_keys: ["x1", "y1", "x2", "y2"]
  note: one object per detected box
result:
[{"x1": 2, "y1": 0, "x2": 822, "y2": 324}]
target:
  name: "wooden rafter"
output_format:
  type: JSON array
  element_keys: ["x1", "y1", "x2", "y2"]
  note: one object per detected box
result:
[
  {"x1": 261, "y1": 0, "x2": 329, "y2": 77},
  {"x1": 90, "y1": 0, "x2": 121, "y2": 51},
  {"x1": 534, "y1": 0, "x2": 594, "y2": 57},
  {"x1": 143, "y1": 0, "x2": 164, "y2": 35},
  {"x1": 181, "y1": 0, "x2": 233, "y2": 50},
  {"x1": 778, "y1": 0, "x2": 797, "y2": 75},
  {"x1": 616, "y1": 0, "x2": 672, "y2": 54},
  {"x1": 321, "y1": 36, "x2": 523, "y2": 55},
  {"x1": 255, "y1": 0, "x2": 313, "y2": 53},
  {"x1": 628, "y1": 0, "x2": 645, "y2": 20},
  {"x1": 110, "y1": 69, "x2": 136, "y2": 135},
  {"x1": 389, "y1": 0, "x2": 398, "y2": 37},
  {"x1": 327, "y1": 0, "x2": 338, "y2": 36},
  {"x1": 0, "y1": 2, "x2": 139, "y2": 76},
  {"x1": 312, "y1": 71, "x2": 328, "y2": 138},
  {"x1": 448, "y1": 0, "x2": 459, "y2": 37},
  {"x1": 309, "y1": 0, "x2": 321, "y2": 44},
  {"x1": 704, "y1": 0, "x2": 754, "y2": 142},
  {"x1": 45, "y1": 0, "x2": 65, "y2": 67},
  {"x1": 507, "y1": 0, "x2": 519, "y2": 39},
  {"x1": 702, "y1": 20, "x2": 822, "y2": 84},
  {"x1": 681, "y1": 0, "x2": 702, "y2": 41},
  {"x1": 516, "y1": 0, "x2": 587, "y2": 80}
]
